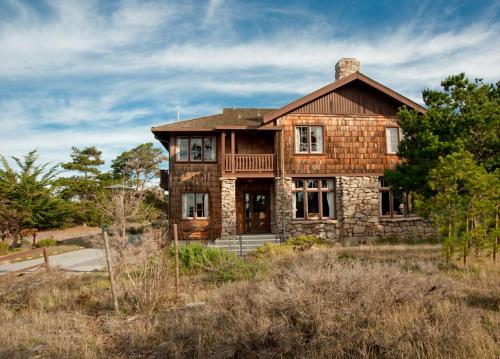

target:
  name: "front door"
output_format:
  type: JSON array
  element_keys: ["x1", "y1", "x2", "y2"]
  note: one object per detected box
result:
[{"x1": 244, "y1": 191, "x2": 271, "y2": 233}]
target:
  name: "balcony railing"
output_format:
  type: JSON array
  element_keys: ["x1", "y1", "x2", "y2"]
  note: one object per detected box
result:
[{"x1": 224, "y1": 154, "x2": 275, "y2": 173}]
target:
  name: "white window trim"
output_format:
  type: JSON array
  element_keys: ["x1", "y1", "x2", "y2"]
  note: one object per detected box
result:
[
  {"x1": 295, "y1": 125, "x2": 324, "y2": 154},
  {"x1": 182, "y1": 193, "x2": 209, "y2": 219},
  {"x1": 386, "y1": 127, "x2": 401, "y2": 154}
]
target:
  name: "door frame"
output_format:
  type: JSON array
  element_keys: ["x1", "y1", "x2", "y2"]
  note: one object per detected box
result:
[{"x1": 243, "y1": 190, "x2": 271, "y2": 234}]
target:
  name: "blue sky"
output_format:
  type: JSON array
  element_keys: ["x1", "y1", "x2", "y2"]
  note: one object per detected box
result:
[{"x1": 0, "y1": 0, "x2": 499, "y2": 168}]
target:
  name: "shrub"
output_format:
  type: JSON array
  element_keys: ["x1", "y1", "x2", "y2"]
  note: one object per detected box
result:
[
  {"x1": 337, "y1": 251, "x2": 358, "y2": 263},
  {"x1": 0, "y1": 242, "x2": 9, "y2": 255},
  {"x1": 36, "y1": 238, "x2": 58, "y2": 248},
  {"x1": 169, "y1": 244, "x2": 267, "y2": 282}
]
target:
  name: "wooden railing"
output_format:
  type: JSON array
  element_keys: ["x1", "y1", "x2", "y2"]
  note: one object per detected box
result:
[{"x1": 224, "y1": 154, "x2": 275, "y2": 172}]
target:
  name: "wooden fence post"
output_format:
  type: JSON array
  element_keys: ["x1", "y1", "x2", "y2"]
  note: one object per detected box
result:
[
  {"x1": 43, "y1": 248, "x2": 50, "y2": 272},
  {"x1": 173, "y1": 223, "x2": 180, "y2": 296},
  {"x1": 103, "y1": 226, "x2": 119, "y2": 314}
]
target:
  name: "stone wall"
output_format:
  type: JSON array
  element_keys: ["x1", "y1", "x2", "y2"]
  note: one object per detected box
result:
[
  {"x1": 380, "y1": 217, "x2": 435, "y2": 238},
  {"x1": 338, "y1": 176, "x2": 381, "y2": 244},
  {"x1": 220, "y1": 177, "x2": 237, "y2": 240},
  {"x1": 274, "y1": 177, "x2": 293, "y2": 240},
  {"x1": 273, "y1": 175, "x2": 434, "y2": 243},
  {"x1": 288, "y1": 220, "x2": 341, "y2": 241}
]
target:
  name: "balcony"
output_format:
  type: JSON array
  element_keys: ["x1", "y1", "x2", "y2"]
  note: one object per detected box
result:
[
  {"x1": 221, "y1": 130, "x2": 277, "y2": 177},
  {"x1": 224, "y1": 154, "x2": 276, "y2": 174}
]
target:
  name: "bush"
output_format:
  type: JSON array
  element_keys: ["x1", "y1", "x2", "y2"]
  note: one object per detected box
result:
[
  {"x1": 36, "y1": 238, "x2": 58, "y2": 248},
  {"x1": 169, "y1": 244, "x2": 267, "y2": 282},
  {"x1": 0, "y1": 242, "x2": 9, "y2": 255}
]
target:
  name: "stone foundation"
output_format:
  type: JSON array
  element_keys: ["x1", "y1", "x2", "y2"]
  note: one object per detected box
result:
[
  {"x1": 220, "y1": 177, "x2": 237, "y2": 240},
  {"x1": 380, "y1": 217, "x2": 435, "y2": 238},
  {"x1": 278, "y1": 175, "x2": 434, "y2": 243},
  {"x1": 219, "y1": 175, "x2": 435, "y2": 243}
]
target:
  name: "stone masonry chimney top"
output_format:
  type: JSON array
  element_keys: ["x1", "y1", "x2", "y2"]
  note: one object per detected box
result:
[{"x1": 335, "y1": 58, "x2": 360, "y2": 81}]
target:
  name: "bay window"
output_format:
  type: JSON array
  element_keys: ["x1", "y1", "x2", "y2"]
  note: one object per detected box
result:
[
  {"x1": 295, "y1": 126, "x2": 323, "y2": 153},
  {"x1": 292, "y1": 178, "x2": 335, "y2": 220},
  {"x1": 176, "y1": 136, "x2": 216, "y2": 162},
  {"x1": 182, "y1": 193, "x2": 209, "y2": 219}
]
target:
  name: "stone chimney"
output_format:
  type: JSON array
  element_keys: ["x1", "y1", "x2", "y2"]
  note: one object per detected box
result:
[{"x1": 335, "y1": 58, "x2": 360, "y2": 80}]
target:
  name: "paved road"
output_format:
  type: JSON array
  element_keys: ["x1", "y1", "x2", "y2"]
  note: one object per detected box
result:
[{"x1": 0, "y1": 248, "x2": 106, "y2": 275}]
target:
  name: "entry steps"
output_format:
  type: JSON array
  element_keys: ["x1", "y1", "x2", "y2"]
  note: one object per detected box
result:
[{"x1": 208, "y1": 234, "x2": 280, "y2": 256}]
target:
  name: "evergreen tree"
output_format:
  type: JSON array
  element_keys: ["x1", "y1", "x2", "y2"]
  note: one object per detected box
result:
[
  {"x1": 385, "y1": 74, "x2": 500, "y2": 197},
  {"x1": 111, "y1": 143, "x2": 166, "y2": 190},
  {"x1": 0, "y1": 151, "x2": 70, "y2": 246},
  {"x1": 58, "y1": 146, "x2": 105, "y2": 225}
]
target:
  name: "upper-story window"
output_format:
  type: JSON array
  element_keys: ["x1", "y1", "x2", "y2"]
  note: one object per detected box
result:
[
  {"x1": 176, "y1": 136, "x2": 216, "y2": 162},
  {"x1": 295, "y1": 126, "x2": 323, "y2": 153},
  {"x1": 386, "y1": 127, "x2": 403, "y2": 154}
]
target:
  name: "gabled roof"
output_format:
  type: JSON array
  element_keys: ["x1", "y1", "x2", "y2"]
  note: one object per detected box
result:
[
  {"x1": 151, "y1": 108, "x2": 275, "y2": 133},
  {"x1": 263, "y1": 72, "x2": 426, "y2": 123}
]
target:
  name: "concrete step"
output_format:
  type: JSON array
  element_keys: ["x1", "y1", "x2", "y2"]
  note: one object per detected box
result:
[
  {"x1": 207, "y1": 234, "x2": 280, "y2": 256},
  {"x1": 209, "y1": 239, "x2": 278, "y2": 246}
]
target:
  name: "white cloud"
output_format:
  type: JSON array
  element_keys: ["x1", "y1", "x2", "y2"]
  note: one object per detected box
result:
[{"x1": 0, "y1": 0, "x2": 498, "y2": 170}]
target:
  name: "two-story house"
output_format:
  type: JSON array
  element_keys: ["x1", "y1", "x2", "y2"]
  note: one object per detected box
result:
[{"x1": 152, "y1": 58, "x2": 434, "y2": 245}]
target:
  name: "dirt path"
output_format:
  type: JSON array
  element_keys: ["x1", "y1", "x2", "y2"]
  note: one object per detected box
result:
[{"x1": 35, "y1": 226, "x2": 100, "y2": 242}]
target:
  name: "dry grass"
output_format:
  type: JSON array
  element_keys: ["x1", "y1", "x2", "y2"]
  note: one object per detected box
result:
[{"x1": 0, "y1": 244, "x2": 498, "y2": 358}]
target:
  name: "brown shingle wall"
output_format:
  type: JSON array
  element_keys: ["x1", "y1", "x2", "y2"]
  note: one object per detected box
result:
[
  {"x1": 280, "y1": 114, "x2": 400, "y2": 175},
  {"x1": 168, "y1": 134, "x2": 222, "y2": 240}
]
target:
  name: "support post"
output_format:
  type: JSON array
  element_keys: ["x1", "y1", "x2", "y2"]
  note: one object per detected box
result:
[
  {"x1": 280, "y1": 130, "x2": 286, "y2": 242},
  {"x1": 103, "y1": 226, "x2": 119, "y2": 314},
  {"x1": 221, "y1": 131, "x2": 226, "y2": 173},
  {"x1": 43, "y1": 248, "x2": 50, "y2": 272},
  {"x1": 173, "y1": 223, "x2": 180, "y2": 296},
  {"x1": 231, "y1": 131, "x2": 235, "y2": 174}
]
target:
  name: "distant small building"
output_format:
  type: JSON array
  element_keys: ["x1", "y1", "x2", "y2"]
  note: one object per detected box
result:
[{"x1": 152, "y1": 58, "x2": 434, "y2": 243}]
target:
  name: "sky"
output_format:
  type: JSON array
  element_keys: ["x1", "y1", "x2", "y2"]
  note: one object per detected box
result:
[{"x1": 0, "y1": 0, "x2": 499, "y2": 169}]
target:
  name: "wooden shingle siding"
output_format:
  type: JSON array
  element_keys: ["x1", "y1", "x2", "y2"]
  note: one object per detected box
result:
[
  {"x1": 291, "y1": 81, "x2": 400, "y2": 117},
  {"x1": 280, "y1": 114, "x2": 400, "y2": 175},
  {"x1": 169, "y1": 134, "x2": 222, "y2": 240}
]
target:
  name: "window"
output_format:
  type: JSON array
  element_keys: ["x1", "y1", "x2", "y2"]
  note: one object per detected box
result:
[
  {"x1": 386, "y1": 127, "x2": 403, "y2": 154},
  {"x1": 176, "y1": 136, "x2": 216, "y2": 162},
  {"x1": 203, "y1": 137, "x2": 216, "y2": 161},
  {"x1": 182, "y1": 193, "x2": 209, "y2": 219},
  {"x1": 177, "y1": 137, "x2": 189, "y2": 161},
  {"x1": 295, "y1": 126, "x2": 323, "y2": 153},
  {"x1": 292, "y1": 178, "x2": 335, "y2": 219},
  {"x1": 379, "y1": 177, "x2": 413, "y2": 217}
]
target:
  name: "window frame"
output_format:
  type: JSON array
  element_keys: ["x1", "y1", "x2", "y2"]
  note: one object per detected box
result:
[
  {"x1": 294, "y1": 125, "x2": 324, "y2": 154},
  {"x1": 181, "y1": 192, "x2": 209, "y2": 220},
  {"x1": 385, "y1": 127, "x2": 402, "y2": 155},
  {"x1": 379, "y1": 177, "x2": 412, "y2": 218},
  {"x1": 292, "y1": 178, "x2": 336, "y2": 220},
  {"x1": 176, "y1": 136, "x2": 217, "y2": 163}
]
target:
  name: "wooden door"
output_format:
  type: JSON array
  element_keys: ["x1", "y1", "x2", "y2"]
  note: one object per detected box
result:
[{"x1": 244, "y1": 191, "x2": 271, "y2": 233}]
